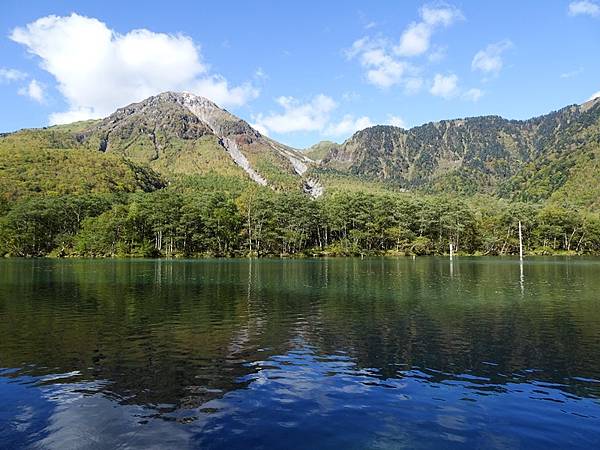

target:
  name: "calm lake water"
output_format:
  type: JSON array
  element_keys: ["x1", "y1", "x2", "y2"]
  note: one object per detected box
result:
[{"x1": 1, "y1": 257, "x2": 600, "y2": 449}]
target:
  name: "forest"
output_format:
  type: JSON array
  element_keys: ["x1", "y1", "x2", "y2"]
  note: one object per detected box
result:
[{"x1": 1, "y1": 178, "x2": 599, "y2": 258}]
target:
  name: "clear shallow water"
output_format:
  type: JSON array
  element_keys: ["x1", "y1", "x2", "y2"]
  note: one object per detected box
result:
[{"x1": 1, "y1": 257, "x2": 599, "y2": 449}]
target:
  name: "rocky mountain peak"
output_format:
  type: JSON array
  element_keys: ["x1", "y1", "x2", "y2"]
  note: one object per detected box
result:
[
  {"x1": 83, "y1": 92, "x2": 213, "y2": 143},
  {"x1": 152, "y1": 91, "x2": 259, "y2": 139},
  {"x1": 71, "y1": 92, "x2": 322, "y2": 196}
]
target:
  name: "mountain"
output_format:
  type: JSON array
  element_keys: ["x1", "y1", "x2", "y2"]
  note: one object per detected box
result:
[
  {"x1": 78, "y1": 92, "x2": 322, "y2": 196},
  {"x1": 0, "y1": 92, "x2": 323, "y2": 199},
  {"x1": 321, "y1": 97, "x2": 600, "y2": 202},
  {"x1": 3, "y1": 93, "x2": 600, "y2": 258},
  {"x1": 2, "y1": 93, "x2": 600, "y2": 206}
]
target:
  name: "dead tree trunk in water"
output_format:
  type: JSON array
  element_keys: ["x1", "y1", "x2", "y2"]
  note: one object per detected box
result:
[{"x1": 519, "y1": 221, "x2": 523, "y2": 261}]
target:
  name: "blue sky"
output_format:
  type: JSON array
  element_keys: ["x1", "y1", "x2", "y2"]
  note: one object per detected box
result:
[{"x1": 1, "y1": 0, "x2": 599, "y2": 148}]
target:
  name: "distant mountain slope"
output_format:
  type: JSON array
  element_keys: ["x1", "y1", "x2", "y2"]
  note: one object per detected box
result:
[
  {"x1": 303, "y1": 141, "x2": 341, "y2": 162},
  {"x1": 321, "y1": 97, "x2": 600, "y2": 202}
]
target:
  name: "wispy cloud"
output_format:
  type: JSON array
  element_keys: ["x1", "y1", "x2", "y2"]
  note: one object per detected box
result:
[
  {"x1": 18, "y1": 79, "x2": 45, "y2": 103},
  {"x1": 471, "y1": 40, "x2": 513, "y2": 76},
  {"x1": 560, "y1": 67, "x2": 584, "y2": 78},
  {"x1": 395, "y1": 3, "x2": 464, "y2": 57},
  {"x1": 325, "y1": 115, "x2": 373, "y2": 136},
  {"x1": 427, "y1": 45, "x2": 447, "y2": 63},
  {"x1": 568, "y1": 1, "x2": 600, "y2": 17},
  {"x1": 346, "y1": 37, "x2": 420, "y2": 90},
  {"x1": 253, "y1": 94, "x2": 379, "y2": 138},
  {"x1": 387, "y1": 115, "x2": 407, "y2": 128},
  {"x1": 0, "y1": 67, "x2": 27, "y2": 82},
  {"x1": 254, "y1": 67, "x2": 269, "y2": 80},
  {"x1": 428, "y1": 74, "x2": 483, "y2": 102},
  {"x1": 463, "y1": 88, "x2": 484, "y2": 102},
  {"x1": 346, "y1": 3, "x2": 462, "y2": 93}
]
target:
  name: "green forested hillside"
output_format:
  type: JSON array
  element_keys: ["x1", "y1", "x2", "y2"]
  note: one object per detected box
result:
[{"x1": 0, "y1": 147, "x2": 164, "y2": 201}]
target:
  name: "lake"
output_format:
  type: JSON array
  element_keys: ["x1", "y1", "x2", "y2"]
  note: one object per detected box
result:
[{"x1": 1, "y1": 257, "x2": 599, "y2": 449}]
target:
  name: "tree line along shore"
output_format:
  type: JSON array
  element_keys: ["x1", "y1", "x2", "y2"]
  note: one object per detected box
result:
[{"x1": 1, "y1": 184, "x2": 598, "y2": 258}]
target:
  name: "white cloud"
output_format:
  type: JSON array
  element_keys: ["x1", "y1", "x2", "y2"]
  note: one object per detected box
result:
[
  {"x1": 430, "y1": 73, "x2": 459, "y2": 99},
  {"x1": 428, "y1": 46, "x2": 447, "y2": 63},
  {"x1": 396, "y1": 22, "x2": 432, "y2": 57},
  {"x1": 346, "y1": 37, "x2": 420, "y2": 90},
  {"x1": 588, "y1": 91, "x2": 600, "y2": 101},
  {"x1": 387, "y1": 115, "x2": 407, "y2": 128},
  {"x1": 189, "y1": 76, "x2": 258, "y2": 109},
  {"x1": 18, "y1": 79, "x2": 45, "y2": 103},
  {"x1": 463, "y1": 88, "x2": 483, "y2": 102},
  {"x1": 250, "y1": 122, "x2": 269, "y2": 137},
  {"x1": 10, "y1": 13, "x2": 258, "y2": 124},
  {"x1": 0, "y1": 67, "x2": 27, "y2": 82},
  {"x1": 325, "y1": 114, "x2": 373, "y2": 136},
  {"x1": 253, "y1": 94, "x2": 378, "y2": 138},
  {"x1": 362, "y1": 48, "x2": 408, "y2": 88},
  {"x1": 49, "y1": 107, "x2": 96, "y2": 124},
  {"x1": 395, "y1": 4, "x2": 463, "y2": 57},
  {"x1": 568, "y1": 1, "x2": 600, "y2": 17},
  {"x1": 471, "y1": 40, "x2": 513, "y2": 75},
  {"x1": 253, "y1": 94, "x2": 337, "y2": 134},
  {"x1": 346, "y1": 4, "x2": 461, "y2": 91},
  {"x1": 429, "y1": 75, "x2": 481, "y2": 101},
  {"x1": 420, "y1": 3, "x2": 463, "y2": 26}
]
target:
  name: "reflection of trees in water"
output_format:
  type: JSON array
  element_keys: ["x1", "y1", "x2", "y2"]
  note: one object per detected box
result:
[
  {"x1": 0, "y1": 258, "x2": 599, "y2": 414},
  {"x1": 308, "y1": 258, "x2": 600, "y2": 398}
]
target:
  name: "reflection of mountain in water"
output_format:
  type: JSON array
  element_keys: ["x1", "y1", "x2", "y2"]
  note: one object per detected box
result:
[{"x1": 1, "y1": 257, "x2": 600, "y2": 416}]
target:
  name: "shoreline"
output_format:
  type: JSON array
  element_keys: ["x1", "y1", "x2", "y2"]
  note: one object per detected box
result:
[{"x1": 2, "y1": 252, "x2": 593, "y2": 260}]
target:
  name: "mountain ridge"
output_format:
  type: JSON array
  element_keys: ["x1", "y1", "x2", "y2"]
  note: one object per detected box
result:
[
  {"x1": 320, "y1": 97, "x2": 600, "y2": 201},
  {"x1": 1, "y1": 92, "x2": 599, "y2": 205}
]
